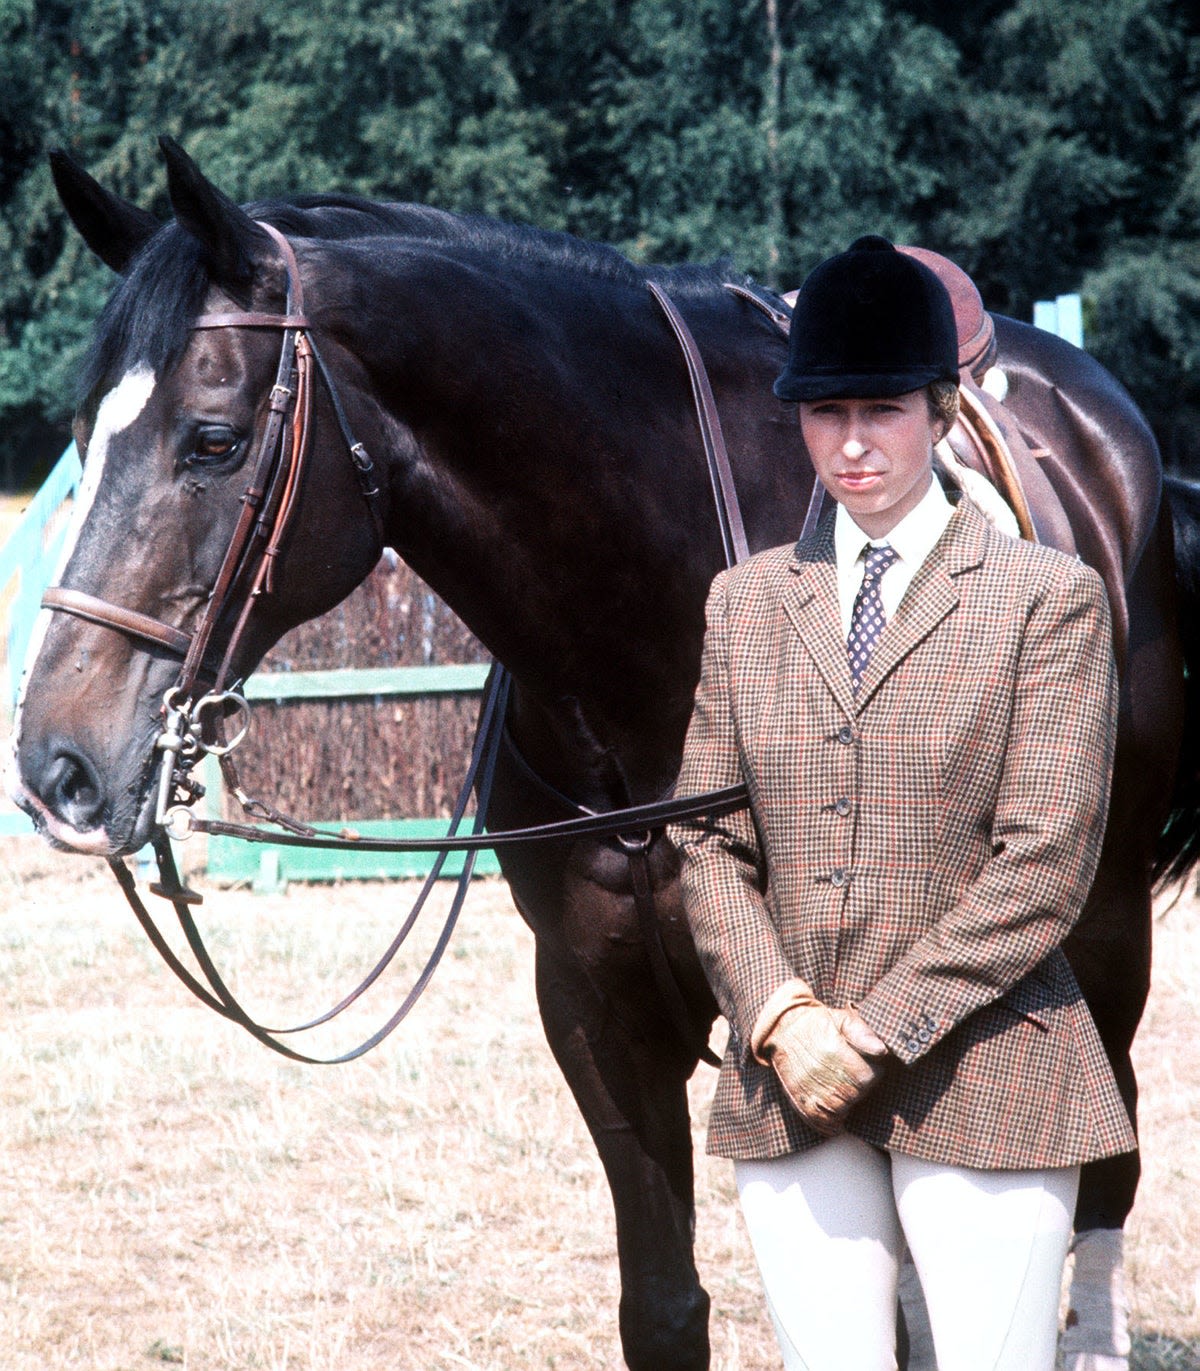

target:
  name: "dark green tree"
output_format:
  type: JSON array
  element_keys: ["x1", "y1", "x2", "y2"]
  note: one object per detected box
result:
[
  {"x1": 0, "y1": 0, "x2": 561, "y2": 480},
  {"x1": 0, "y1": 0, "x2": 1197, "y2": 479}
]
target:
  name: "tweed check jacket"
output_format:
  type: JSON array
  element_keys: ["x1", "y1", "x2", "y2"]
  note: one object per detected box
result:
[{"x1": 671, "y1": 496, "x2": 1135, "y2": 1168}]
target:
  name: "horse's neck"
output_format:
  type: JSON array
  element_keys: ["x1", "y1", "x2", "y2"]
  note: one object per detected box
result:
[
  {"x1": 384, "y1": 418, "x2": 711, "y2": 736},
  {"x1": 330, "y1": 261, "x2": 801, "y2": 796},
  {"x1": 348, "y1": 304, "x2": 706, "y2": 626}
]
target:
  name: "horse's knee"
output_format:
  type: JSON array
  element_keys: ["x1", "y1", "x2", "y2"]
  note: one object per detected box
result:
[{"x1": 620, "y1": 1281, "x2": 711, "y2": 1371}]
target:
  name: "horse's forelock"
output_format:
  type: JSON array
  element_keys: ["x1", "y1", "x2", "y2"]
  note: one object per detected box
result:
[{"x1": 78, "y1": 222, "x2": 211, "y2": 417}]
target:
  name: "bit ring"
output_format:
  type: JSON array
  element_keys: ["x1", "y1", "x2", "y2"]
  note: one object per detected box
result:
[{"x1": 193, "y1": 690, "x2": 251, "y2": 756}]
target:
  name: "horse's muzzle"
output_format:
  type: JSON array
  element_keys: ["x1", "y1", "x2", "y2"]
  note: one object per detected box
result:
[{"x1": 6, "y1": 738, "x2": 144, "y2": 856}]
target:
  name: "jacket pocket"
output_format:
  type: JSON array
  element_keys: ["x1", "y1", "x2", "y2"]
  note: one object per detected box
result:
[{"x1": 994, "y1": 964, "x2": 1058, "y2": 1032}]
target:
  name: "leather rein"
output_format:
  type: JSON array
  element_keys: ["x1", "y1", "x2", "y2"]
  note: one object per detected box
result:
[{"x1": 39, "y1": 228, "x2": 774, "y2": 1064}]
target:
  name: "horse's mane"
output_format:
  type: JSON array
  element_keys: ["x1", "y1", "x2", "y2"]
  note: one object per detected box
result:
[
  {"x1": 79, "y1": 193, "x2": 752, "y2": 413},
  {"x1": 254, "y1": 194, "x2": 744, "y2": 299},
  {"x1": 79, "y1": 226, "x2": 209, "y2": 414}
]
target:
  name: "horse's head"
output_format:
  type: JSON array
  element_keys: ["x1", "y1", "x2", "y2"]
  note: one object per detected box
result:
[{"x1": 7, "y1": 139, "x2": 382, "y2": 855}]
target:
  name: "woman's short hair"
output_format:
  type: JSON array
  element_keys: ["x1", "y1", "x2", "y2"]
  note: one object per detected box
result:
[{"x1": 927, "y1": 378, "x2": 960, "y2": 431}]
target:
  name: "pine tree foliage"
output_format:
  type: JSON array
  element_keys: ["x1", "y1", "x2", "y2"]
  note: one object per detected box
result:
[{"x1": 0, "y1": 0, "x2": 1197, "y2": 476}]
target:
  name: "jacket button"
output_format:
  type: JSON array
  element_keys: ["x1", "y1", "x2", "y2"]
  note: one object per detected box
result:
[
  {"x1": 835, "y1": 797, "x2": 852, "y2": 816},
  {"x1": 906, "y1": 1039, "x2": 921, "y2": 1054},
  {"x1": 837, "y1": 725, "x2": 854, "y2": 745},
  {"x1": 917, "y1": 1028, "x2": 931, "y2": 1044},
  {"x1": 830, "y1": 867, "x2": 848, "y2": 887}
]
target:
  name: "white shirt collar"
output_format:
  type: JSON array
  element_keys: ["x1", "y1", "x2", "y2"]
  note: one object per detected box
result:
[{"x1": 833, "y1": 473, "x2": 954, "y2": 575}]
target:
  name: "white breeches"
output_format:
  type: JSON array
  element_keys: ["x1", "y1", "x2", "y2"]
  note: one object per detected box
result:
[{"x1": 734, "y1": 1135, "x2": 1079, "y2": 1371}]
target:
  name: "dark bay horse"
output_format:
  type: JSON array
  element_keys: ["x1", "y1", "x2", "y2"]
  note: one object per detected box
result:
[{"x1": 8, "y1": 138, "x2": 1199, "y2": 1370}]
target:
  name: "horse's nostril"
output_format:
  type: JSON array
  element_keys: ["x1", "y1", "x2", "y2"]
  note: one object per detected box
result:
[{"x1": 43, "y1": 748, "x2": 105, "y2": 830}]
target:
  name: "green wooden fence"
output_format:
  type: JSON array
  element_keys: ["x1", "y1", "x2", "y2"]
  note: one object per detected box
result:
[
  {"x1": 1, "y1": 443, "x2": 82, "y2": 707},
  {"x1": 203, "y1": 663, "x2": 498, "y2": 889},
  {"x1": 0, "y1": 450, "x2": 498, "y2": 882}
]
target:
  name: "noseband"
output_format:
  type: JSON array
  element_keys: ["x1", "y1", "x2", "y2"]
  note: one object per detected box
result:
[{"x1": 42, "y1": 222, "x2": 385, "y2": 704}]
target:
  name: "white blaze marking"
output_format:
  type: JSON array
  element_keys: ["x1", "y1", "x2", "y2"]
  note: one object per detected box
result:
[
  {"x1": 55, "y1": 366, "x2": 158, "y2": 579},
  {"x1": 9, "y1": 366, "x2": 157, "y2": 762}
]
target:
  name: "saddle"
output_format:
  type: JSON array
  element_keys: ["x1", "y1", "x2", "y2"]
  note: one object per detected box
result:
[{"x1": 897, "y1": 247, "x2": 1075, "y2": 554}]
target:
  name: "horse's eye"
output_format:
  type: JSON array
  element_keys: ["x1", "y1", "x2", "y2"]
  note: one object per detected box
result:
[{"x1": 188, "y1": 425, "x2": 242, "y2": 466}]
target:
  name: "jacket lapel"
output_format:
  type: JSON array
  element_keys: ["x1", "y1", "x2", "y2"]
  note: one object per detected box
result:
[
  {"x1": 854, "y1": 498, "x2": 988, "y2": 710},
  {"x1": 781, "y1": 516, "x2": 856, "y2": 719}
]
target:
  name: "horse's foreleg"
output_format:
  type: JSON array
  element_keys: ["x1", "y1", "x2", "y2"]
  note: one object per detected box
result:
[
  {"x1": 534, "y1": 946, "x2": 710, "y2": 1371},
  {"x1": 1055, "y1": 517, "x2": 1186, "y2": 1371},
  {"x1": 1060, "y1": 850, "x2": 1152, "y2": 1370}
]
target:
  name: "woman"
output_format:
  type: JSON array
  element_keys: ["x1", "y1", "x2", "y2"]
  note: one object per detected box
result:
[{"x1": 670, "y1": 236, "x2": 1134, "y2": 1370}]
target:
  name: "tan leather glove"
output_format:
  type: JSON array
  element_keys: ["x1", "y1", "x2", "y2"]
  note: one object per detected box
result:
[{"x1": 752, "y1": 980, "x2": 889, "y2": 1137}]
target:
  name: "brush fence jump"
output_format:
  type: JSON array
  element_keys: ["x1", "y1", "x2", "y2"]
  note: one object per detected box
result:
[{"x1": 203, "y1": 663, "x2": 498, "y2": 890}]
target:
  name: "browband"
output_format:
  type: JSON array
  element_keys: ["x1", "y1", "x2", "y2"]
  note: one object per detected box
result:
[{"x1": 192, "y1": 312, "x2": 309, "y2": 329}]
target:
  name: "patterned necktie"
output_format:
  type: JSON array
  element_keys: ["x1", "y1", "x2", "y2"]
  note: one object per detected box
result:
[{"x1": 847, "y1": 543, "x2": 899, "y2": 692}]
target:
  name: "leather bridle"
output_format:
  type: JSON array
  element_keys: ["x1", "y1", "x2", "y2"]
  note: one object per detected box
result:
[
  {"x1": 36, "y1": 229, "x2": 772, "y2": 1063},
  {"x1": 43, "y1": 222, "x2": 385, "y2": 706}
]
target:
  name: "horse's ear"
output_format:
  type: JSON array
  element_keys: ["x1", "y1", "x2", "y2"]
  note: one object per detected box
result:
[
  {"x1": 49, "y1": 149, "x2": 161, "y2": 274},
  {"x1": 158, "y1": 135, "x2": 272, "y2": 290}
]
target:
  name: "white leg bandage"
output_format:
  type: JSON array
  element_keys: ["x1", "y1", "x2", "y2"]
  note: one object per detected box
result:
[{"x1": 1062, "y1": 1227, "x2": 1131, "y2": 1370}]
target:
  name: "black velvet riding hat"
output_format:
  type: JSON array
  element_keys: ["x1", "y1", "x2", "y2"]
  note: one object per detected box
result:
[{"x1": 773, "y1": 235, "x2": 959, "y2": 401}]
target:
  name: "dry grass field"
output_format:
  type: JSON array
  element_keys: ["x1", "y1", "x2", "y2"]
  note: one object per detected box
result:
[{"x1": 0, "y1": 838, "x2": 1196, "y2": 1371}]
